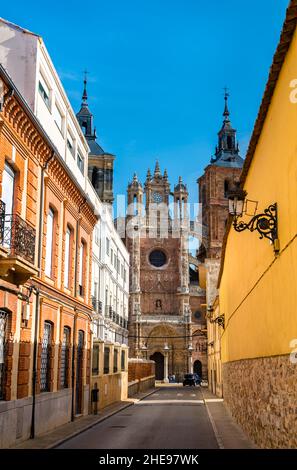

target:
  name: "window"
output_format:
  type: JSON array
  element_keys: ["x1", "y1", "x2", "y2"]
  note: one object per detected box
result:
[
  {"x1": 117, "y1": 259, "x2": 120, "y2": 274},
  {"x1": 2, "y1": 163, "x2": 15, "y2": 248},
  {"x1": 45, "y1": 208, "x2": 54, "y2": 277},
  {"x1": 64, "y1": 226, "x2": 71, "y2": 288},
  {"x1": 94, "y1": 226, "x2": 100, "y2": 245},
  {"x1": 2, "y1": 163, "x2": 15, "y2": 215},
  {"x1": 60, "y1": 327, "x2": 70, "y2": 388},
  {"x1": 110, "y1": 249, "x2": 113, "y2": 264},
  {"x1": 53, "y1": 103, "x2": 63, "y2": 133},
  {"x1": 38, "y1": 75, "x2": 50, "y2": 107},
  {"x1": 106, "y1": 238, "x2": 110, "y2": 256},
  {"x1": 67, "y1": 131, "x2": 75, "y2": 156},
  {"x1": 114, "y1": 255, "x2": 117, "y2": 269},
  {"x1": 92, "y1": 344, "x2": 99, "y2": 376},
  {"x1": 113, "y1": 349, "x2": 118, "y2": 373},
  {"x1": 40, "y1": 322, "x2": 52, "y2": 392},
  {"x1": 0, "y1": 309, "x2": 8, "y2": 400},
  {"x1": 121, "y1": 350, "x2": 126, "y2": 371},
  {"x1": 79, "y1": 242, "x2": 85, "y2": 296},
  {"x1": 149, "y1": 250, "x2": 167, "y2": 268},
  {"x1": 104, "y1": 347, "x2": 110, "y2": 374},
  {"x1": 77, "y1": 151, "x2": 84, "y2": 174},
  {"x1": 124, "y1": 268, "x2": 127, "y2": 283},
  {"x1": 224, "y1": 180, "x2": 230, "y2": 198}
]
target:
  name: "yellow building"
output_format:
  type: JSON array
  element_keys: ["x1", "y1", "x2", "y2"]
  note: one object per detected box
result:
[
  {"x1": 218, "y1": 0, "x2": 297, "y2": 448},
  {"x1": 206, "y1": 296, "x2": 223, "y2": 397}
]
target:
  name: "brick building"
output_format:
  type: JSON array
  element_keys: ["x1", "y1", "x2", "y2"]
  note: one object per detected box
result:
[
  {"x1": 0, "y1": 64, "x2": 97, "y2": 447},
  {"x1": 125, "y1": 163, "x2": 206, "y2": 382}
]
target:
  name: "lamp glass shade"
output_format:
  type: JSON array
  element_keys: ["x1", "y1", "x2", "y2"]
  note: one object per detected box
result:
[{"x1": 228, "y1": 195, "x2": 245, "y2": 216}]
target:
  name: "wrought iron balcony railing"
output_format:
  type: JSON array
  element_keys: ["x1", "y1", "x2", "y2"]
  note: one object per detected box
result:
[
  {"x1": 0, "y1": 208, "x2": 36, "y2": 264},
  {"x1": 91, "y1": 295, "x2": 97, "y2": 311},
  {"x1": 91, "y1": 297, "x2": 103, "y2": 314}
]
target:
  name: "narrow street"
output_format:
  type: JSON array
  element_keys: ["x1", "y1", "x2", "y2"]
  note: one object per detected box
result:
[{"x1": 58, "y1": 386, "x2": 219, "y2": 449}]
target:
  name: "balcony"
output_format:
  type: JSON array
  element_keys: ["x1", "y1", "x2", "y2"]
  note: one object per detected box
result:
[
  {"x1": 91, "y1": 297, "x2": 103, "y2": 314},
  {"x1": 0, "y1": 203, "x2": 37, "y2": 285}
]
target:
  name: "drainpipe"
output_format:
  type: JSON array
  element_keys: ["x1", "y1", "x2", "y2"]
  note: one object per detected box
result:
[
  {"x1": 71, "y1": 198, "x2": 87, "y2": 421},
  {"x1": 30, "y1": 151, "x2": 55, "y2": 439}
]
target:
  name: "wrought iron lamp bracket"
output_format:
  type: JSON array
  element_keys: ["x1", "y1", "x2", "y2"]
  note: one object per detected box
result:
[{"x1": 233, "y1": 203, "x2": 279, "y2": 252}]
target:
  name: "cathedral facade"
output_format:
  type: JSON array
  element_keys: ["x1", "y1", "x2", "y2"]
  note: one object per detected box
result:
[{"x1": 125, "y1": 163, "x2": 206, "y2": 382}]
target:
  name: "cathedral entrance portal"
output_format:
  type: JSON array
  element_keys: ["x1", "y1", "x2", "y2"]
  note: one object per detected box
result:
[{"x1": 150, "y1": 352, "x2": 164, "y2": 380}]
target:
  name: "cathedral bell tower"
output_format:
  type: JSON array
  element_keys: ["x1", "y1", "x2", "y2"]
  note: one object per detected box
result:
[
  {"x1": 198, "y1": 91, "x2": 244, "y2": 261},
  {"x1": 76, "y1": 75, "x2": 115, "y2": 204}
]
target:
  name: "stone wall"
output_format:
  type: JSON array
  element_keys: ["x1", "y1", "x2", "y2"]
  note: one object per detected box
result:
[
  {"x1": 128, "y1": 376, "x2": 155, "y2": 397},
  {"x1": 128, "y1": 359, "x2": 155, "y2": 382},
  {"x1": 223, "y1": 355, "x2": 297, "y2": 448}
]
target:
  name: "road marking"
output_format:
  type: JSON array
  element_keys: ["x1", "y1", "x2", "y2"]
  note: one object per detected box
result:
[
  {"x1": 204, "y1": 398, "x2": 224, "y2": 403},
  {"x1": 177, "y1": 393, "x2": 183, "y2": 396},
  {"x1": 191, "y1": 394, "x2": 196, "y2": 397},
  {"x1": 137, "y1": 399, "x2": 204, "y2": 405}
]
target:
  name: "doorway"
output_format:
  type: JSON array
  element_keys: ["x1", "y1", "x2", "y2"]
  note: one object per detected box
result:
[
  {"x1": 150, "y1": 352, "x2": 164, "y2": 380},
  {"x1": 75, "y1": 330, "x2": 84, "y2": 415},
  {"x1": 193, "y1": 360, "x2": 202, "y2": 377}
]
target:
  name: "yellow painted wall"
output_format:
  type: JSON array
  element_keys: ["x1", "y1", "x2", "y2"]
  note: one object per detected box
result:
[{"x1": 220, "y1": 27, "x2": 297, "y2": 363}]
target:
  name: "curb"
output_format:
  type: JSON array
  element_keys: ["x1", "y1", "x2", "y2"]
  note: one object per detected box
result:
[{"x1": 48, "y1": 388, "x2": 157, "y2": 449}]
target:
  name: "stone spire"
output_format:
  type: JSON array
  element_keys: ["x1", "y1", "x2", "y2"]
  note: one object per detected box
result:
[
  {"x1": 146, "y1": 168, "x2": 151, "y2": 181},
  {"x1": 154, "y1": 160, "x2": 161, "y2": 178}
]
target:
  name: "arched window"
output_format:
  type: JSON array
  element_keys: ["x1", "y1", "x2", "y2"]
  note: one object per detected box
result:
[
  {"x1": 60, "y1": 326, "x2": 70, "y2": 388},
  {"x1": 227, "y1": 135, "x2": 233, "y2": 149},
  {"x1": 45, "y1": 208, "x2": 55, "y2": 278},
  {"x1": 64, "y1": 225, "x2": 72, "y2": 289},
  {"x1": 224, "y1": 180, "x2": 230, "y2": 198},
  {"x1": 133, "y1": 194, "x2": 138, "y2": 216},
  {"x1": 78, "y1": 241, "x2": 86, "y2": 297},
  {"x1": 40, "y1": 321, "x2": 53, "y2": 392}
]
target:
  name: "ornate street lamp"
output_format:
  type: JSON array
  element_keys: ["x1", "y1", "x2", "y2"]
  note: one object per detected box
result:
[{"x1": 227, "y1": 184, "x2": 279, "y2": 253}]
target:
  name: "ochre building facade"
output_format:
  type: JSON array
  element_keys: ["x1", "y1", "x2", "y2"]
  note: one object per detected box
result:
[{"x1": 0, "y1": 65, "x2": 96, "y2": 447}]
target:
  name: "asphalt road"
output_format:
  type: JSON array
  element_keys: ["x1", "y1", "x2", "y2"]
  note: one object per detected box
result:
[{"x1": 58, "y1": 386, "x2": 219, "y2": 449}]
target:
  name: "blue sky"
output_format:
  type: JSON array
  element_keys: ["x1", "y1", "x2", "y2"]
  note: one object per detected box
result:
[{"x1": 1, "y1": 0, "x2": 289, "y2": 210}]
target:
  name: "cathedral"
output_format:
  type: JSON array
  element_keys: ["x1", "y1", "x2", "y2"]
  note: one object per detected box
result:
[
  {"x1": 125, "y1": 163, "x2": 207, "y2": 381},
  {"x1": 125, "y1": 92, "x2": 243, "y2": 382}
]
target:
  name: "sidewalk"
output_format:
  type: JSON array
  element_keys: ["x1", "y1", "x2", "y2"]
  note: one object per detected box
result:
[
  {"x1": 15, "y1": 388, "x2": 157, "y2": 449},
  {"x1": 200, "y1": 388, "x2": 256, "y2": 449}
]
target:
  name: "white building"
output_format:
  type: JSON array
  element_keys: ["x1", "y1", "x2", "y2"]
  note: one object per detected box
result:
[
  {"x1": 88, "y1": 182, "x2": 129, "y2": 345},
  {"x1": 0, "y1": 17, "x2": 90, "y2": 192}
]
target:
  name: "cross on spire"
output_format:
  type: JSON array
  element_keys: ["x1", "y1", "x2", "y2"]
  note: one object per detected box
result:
[
  {"x1": 82, "y1": 69, "x2": 89, "y2": 104},
  {"x1": 223, "y1": 86, "x2": 230, "y2": 120}
]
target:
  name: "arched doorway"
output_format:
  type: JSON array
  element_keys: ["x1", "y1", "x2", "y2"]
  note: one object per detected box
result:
[
  {"x1": 194, "y1": 360, "x2": 202, "y2": 377},
  {"x1": 150, "y1": 352, "x2": 164, "y2": 380}
]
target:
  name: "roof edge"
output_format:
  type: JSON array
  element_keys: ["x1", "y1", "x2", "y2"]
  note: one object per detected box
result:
[{"x1": 0, "y1": 17, "x2": 40, "y2": 38}]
